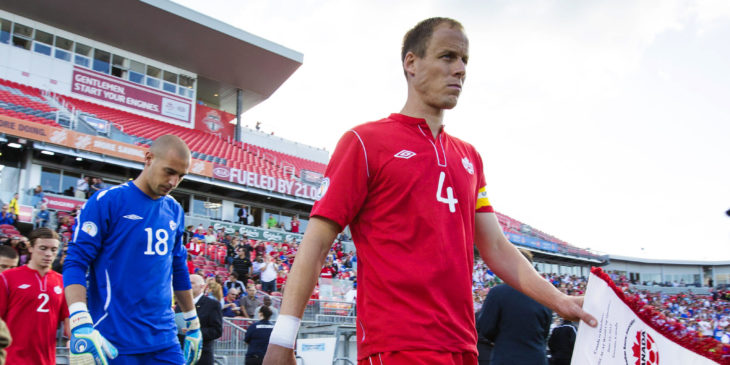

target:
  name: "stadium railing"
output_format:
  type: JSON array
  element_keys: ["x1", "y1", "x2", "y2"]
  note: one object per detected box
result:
[{"x1": 214, "y1": 317, "x2": 250, "y2": 365}]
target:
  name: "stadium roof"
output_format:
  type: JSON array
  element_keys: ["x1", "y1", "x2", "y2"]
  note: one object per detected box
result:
[
  {"x1": 609, "y1": 255, "x2": 730, "y2": 266},
  {"x1": 3, "y1": 0, "x2": 303, "y2": 114}
]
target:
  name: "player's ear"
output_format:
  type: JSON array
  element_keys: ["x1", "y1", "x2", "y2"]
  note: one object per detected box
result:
[
  {"x1": 403, "y1": 51, "x2": 417, "y2": 78},
  {"x1": 144, "y1": 151, "x2": 153, "y2": 167}
]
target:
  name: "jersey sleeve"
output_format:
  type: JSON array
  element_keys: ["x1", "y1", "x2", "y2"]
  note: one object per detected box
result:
[
  {"x1": 310, "y1": 130, "x2": 370, "y2": 230},
  {"x1": 171, "y1": 205, "x2": 191, "y2": 291},
  {"x1": 63, "y1": 193, "x2": 108, "y2": 287},
  {"x1": 474, "y1": 150, "x2": 494, "y2": 213}
]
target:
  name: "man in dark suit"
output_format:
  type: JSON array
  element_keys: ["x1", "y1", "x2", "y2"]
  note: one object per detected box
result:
[
  {"x1": 476, "y1": 249, "x2": 553, "y2": 365},
  {"x1": 177, "y1": 274, "x2": 223, "y2": 365}
]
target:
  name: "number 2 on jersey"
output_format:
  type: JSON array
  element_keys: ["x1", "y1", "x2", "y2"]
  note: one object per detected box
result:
[
  {"x1": 144, "y1": 228, "x2": 169, "y2": 255},
  {"x1": 37, "y1": 293, "x2": 49, "y2": 313},
  {"x1": 436, "y1": 171, "x2": 458, "y2": 213}
]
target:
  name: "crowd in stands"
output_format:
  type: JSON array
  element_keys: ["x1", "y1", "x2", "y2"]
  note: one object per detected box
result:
[{"x1": 182, "y1": 224, "x2": 357, "y2": 322}]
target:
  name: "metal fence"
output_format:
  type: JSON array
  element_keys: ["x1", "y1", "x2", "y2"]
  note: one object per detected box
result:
[{"x1": 214, "y1": 317, "x2": 252, "y2": 364}]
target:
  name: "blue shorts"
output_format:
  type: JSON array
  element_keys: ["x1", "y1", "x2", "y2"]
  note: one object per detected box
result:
[{"x1": 110, "y1": 344, "x2": 185, "y2": 365}]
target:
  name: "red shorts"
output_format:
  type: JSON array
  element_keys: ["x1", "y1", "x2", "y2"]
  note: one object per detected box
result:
[{"x1": 358, "y1": 351, "x2": 477, "y2": 365}]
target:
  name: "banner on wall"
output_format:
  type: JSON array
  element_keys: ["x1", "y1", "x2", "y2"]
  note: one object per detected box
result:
[
  {"x1": 0, "y1": 114, "x2": 214, "y2": 178},
  {"x1": 184, "y1": 216, "x2": 303, "y2": 243},
  {"x1": 211, "y1": 164, "x2": 318, "y2": 200},
  {"x1": 71, "y1": 66, "x2": 193, "y2": 124},
  {"x1": 195, "y1": 104, "x2": 235, "y2": 139},
  {"x1": 505, "y1": 232, "x2": 558, "y2": 252},
  {"x1": 42, "y1": 194, "x2": 85, "y2": 212}
]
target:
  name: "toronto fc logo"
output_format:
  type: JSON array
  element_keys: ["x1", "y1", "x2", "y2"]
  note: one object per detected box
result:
[
  {"x1": 632, "y1": 330, "x2": 659, "y2": 365},
  {"x1": 202, "y1": 110, "x2": 223, "y2": 133}
]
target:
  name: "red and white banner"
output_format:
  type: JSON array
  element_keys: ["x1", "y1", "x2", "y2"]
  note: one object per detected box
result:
[
  {"x1": 195, "y1": 104, "x2": 235, "y2": 139},
  {"x1": 42, "y1": 194, "x2": 85, "y2": 212},
  {"x1": 71, "y1": 66, "x2": 193, "y2": 124},
  {"x1": 572, "y1": 268, "x2": 724, "y2": 364}
]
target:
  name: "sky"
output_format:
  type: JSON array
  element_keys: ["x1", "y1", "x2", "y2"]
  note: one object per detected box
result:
[{"x1": 173, "y1": 0, "x2": 730, "y2": 261}]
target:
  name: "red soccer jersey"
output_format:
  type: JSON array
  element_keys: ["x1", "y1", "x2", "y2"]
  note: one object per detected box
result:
[
  {"x1": 311, "y1": 113, "x2": 493, "y2": 359},
  {"x1": 0, "y1": 266, "x2": 69, "y2": 365}
]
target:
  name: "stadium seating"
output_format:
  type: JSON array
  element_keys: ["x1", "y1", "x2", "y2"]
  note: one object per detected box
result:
[
  {"x1": 55, "y1": 93, "x2": 325, "y2": 178},
  {"x1": 0, "y1": 77, "x2": 325, "y2": 179}
]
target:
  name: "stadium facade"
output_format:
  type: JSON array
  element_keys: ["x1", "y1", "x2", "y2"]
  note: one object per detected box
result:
[
  {"x1": 0, "y1": 0, "x2": 682, "y2": 277},
  {"x1": 606, "y1": 255, "x2": 730, "y2": 289}
]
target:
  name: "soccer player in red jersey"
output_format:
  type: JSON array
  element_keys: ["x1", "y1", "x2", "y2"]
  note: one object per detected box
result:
[
  {"x1": 264, "y1": 18, "x2": 597, "y2": 365},
  {"x1": 0, "y1": 228, "x2": 69, "y2": 365}
]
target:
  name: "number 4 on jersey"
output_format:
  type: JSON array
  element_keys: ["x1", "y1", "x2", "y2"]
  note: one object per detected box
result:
[{"x1": 436, "y1": 171, "x2": 458, "y2": 213}]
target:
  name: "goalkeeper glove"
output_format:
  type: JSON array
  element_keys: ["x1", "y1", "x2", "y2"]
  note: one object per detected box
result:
[
  {"x1": 182, "y1": 310, "x2": 203, "y2": 365},
  {"x1": 69, "y1": 303, "x2": 118, "y2": 365}
]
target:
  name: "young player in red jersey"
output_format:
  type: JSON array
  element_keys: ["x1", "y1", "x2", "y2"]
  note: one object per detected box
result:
[
  {"x1": 264, "y1": 18, "x2": 597, "y2": 365},
  {"x1": 0, "y1": 228, "x2": 69, "y2": 365}
]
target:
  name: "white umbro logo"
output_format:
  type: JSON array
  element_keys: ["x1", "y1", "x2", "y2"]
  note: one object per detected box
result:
[
  {"x1": 18, "y1": 284, "x2": 30, "y2": 289},
  {"x1": 394, "y1": 150, "x2": 416, "y2": 159},
  {"x1": 123, "y1": 214, "x2": 143, "y2": 220}
]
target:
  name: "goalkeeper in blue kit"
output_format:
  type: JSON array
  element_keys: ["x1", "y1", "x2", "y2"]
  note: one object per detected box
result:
[{"x1": 64, "y1": 135, "x2": 202, "y2": 364}]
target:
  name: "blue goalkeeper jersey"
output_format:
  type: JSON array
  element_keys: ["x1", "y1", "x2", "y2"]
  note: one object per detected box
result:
[{"x1": 64, "y1": 181, "x2": 191, "y2": 354}]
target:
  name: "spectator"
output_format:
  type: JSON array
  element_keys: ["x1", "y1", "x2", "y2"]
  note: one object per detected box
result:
[
  {"x1": 56, "y1": 215, "x2": 71, "y2": 237},
  {"x1": 51, "y1": 244, "x2": 68, "y2": 274},
  {"x1": 204, "y1": 226, "x2": 217, "y2": 245},
  {"x1": 207, "y1": 281, "x2": 224, "y2": 306},
  {"x1": 182, "y1": 225, "x2": 194, "y2": 247},
  {"x1": 224, "y1": 272, "x2": 245, "y2": 294},
  {"x1": 260, "y1": 254, "x2": 277, "y2": 294},
  {"x1": 6, "y1": 236, "x2": 26, "y2": 265},
  {"x1": 254, "y1": 242, "x2": 266, "y2": 261},
  {"x1": 548, "y1": 319, "x2": 576, "y2": 365},
  {"x1": 75, "y1": 176, "x2": 89, "y2": 199},
  {"x1": 254, "y1": 295, "x2": 278, "y2": 322},
  {"x1": 246, "y1": 211, "x2": 254, "y2": 226},
  {"x1": 237, "y1": 206, "x2": 248, "y2": 225},
  {"x1": 0, "y1": 246, "x2": 18, "y2": 274},
  {"x1": 214, "y1": 274, "x2": 228, "y2": 297},
  {"x1": 89, "y1": 177, "x2": 105, "y2": 196},
  {"x1": 320, "y1": 257, "x2": 337, "y2": 279},
  {"x1": 290, "y1": 215, "x2": 300, "y2": 233},
  {"x1": 221, "y1": 289, "x2": 242, "y2": 317},
  {"x1": 7, "y1": 193, "x2": 19, "y2": 219},
  {"x1": 252, "y1": 256, "x2": 264, "y2": 283},
  {"x1": 34, "y1": 204, "x2": 50, "y2": 229},
  {"x1": 477, "y1": 249, "x2": 553, "y2": 365},
  {"x1": 266, "y1": 215, "x2": 277, "y2": 229},
  {"x1": 0, "y1": 206, "x2": 13, "y2": 226},
  {"x1": 276, "y1": 270, "x2": 287, "y2": 292},
  {"x1": 176, "y1": 274, "x2": 222, "y2": 365},
  {"x1": 244, "y1": 306, "x2": 274, "y2": 365},
  {"x1": 30, "y1": 185, "x2": 44, "y2": 208},
  {"x1": 231, "y1": 247, "x2": 253, "y2": 284},
  {"x1": 225, "y1": 238, "x2": 238, "y2": 269},
  {"x1": 240, "y1": 285, "x2": 258, "y2": 319},
  {"x1": 187, "y1": 237, "x2": 203, "y2": 256}
]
